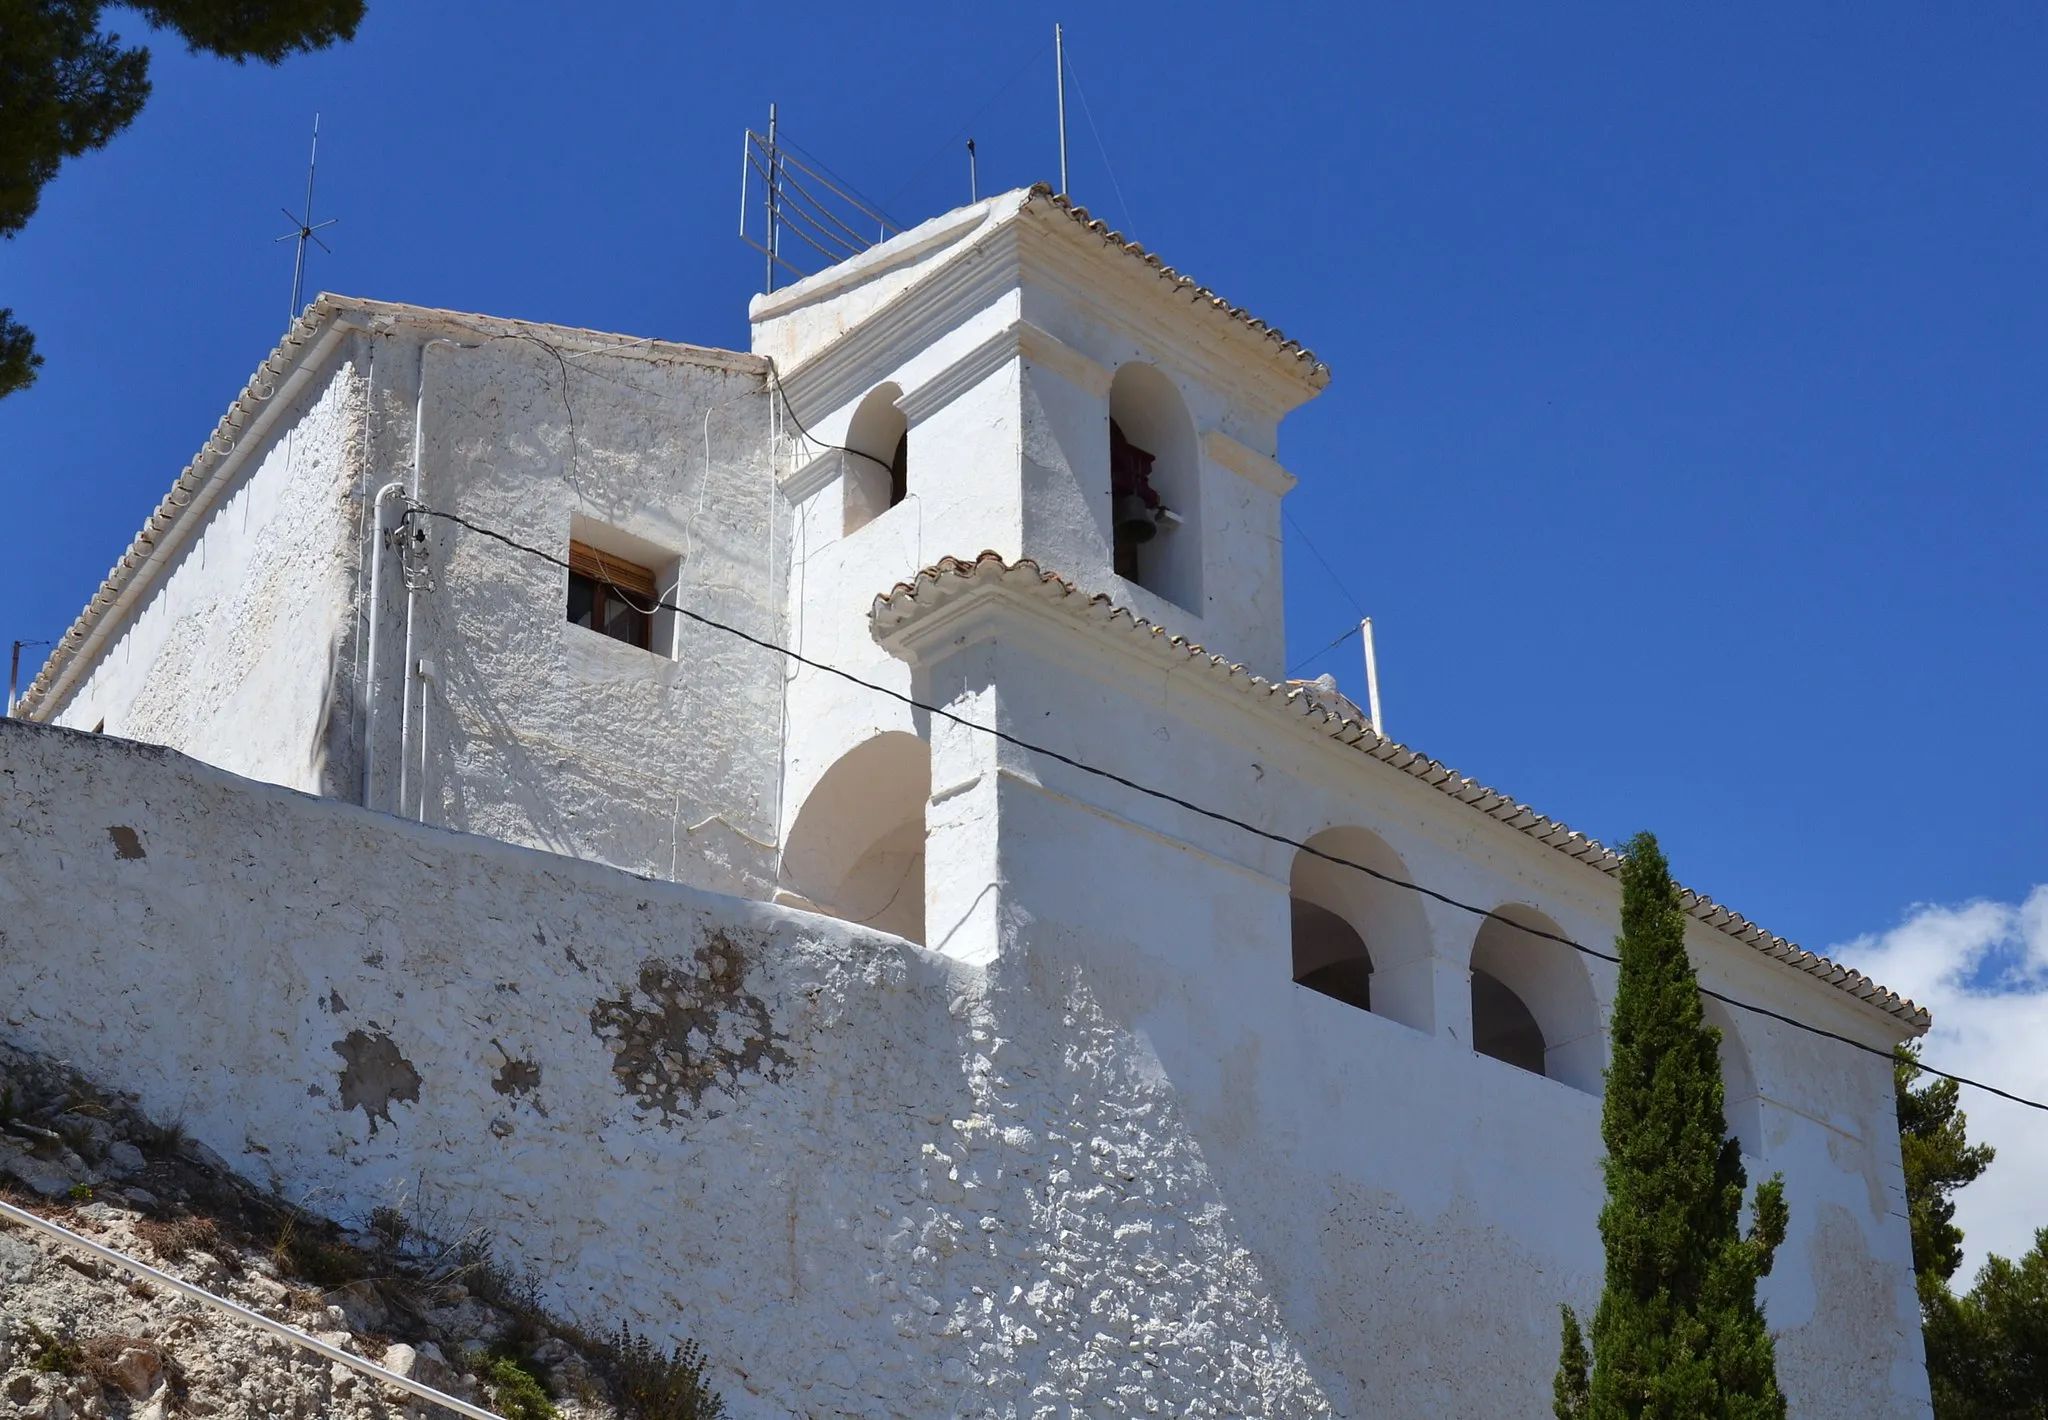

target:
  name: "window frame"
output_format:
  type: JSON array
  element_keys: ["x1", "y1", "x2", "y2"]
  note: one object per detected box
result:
[{"x1": 566, "y1": 539, "x2": 658, "y2": 652}]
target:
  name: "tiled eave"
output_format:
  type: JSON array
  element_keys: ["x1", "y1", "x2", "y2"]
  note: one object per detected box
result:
[
  {"x1": 1020, "y1": 184, "x2": 1329, "y2": 386},
  {"x1": 872, "y1": 552, "x2": 1929, "y2": 1033}
]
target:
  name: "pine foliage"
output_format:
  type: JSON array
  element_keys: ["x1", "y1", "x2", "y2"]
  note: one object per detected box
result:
[
  {"x1": 1556, "y1": 831, "x2": 1789, "y2": 1418},
  {"x1": 0, "y1": 0, "x2": 363, "y2": 397}
]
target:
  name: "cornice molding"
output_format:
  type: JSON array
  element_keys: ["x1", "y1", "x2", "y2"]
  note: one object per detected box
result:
[
  {"x1": 870, "y1": 552, "x2": 1930, "y2": 1035},
  {"x1": 896, "y1": 320, "x2": 1026, "y2": 425},
  {"x1": 1202, "y1": 429, "x2": 1296, "y2": 496},
  {"x1": 1016, "y1": 320, "x2": 1113, "y2": 398},
  {"x1": 781, "y1": 446, "x2": 846, "y2": 504}
]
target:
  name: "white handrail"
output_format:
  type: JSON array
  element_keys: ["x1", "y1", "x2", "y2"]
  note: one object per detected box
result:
[{"x1": 0, "y1": 1198, "x2": 504, "y2": 1420}]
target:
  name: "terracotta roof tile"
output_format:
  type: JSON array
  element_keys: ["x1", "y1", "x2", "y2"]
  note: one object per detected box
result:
[
  {"x1": 872, "y1": 552, "x2": 1928, "y2": 1032},
  {"x1": 1023, "y1": 185, "x2": 1329, "y2": 384}
]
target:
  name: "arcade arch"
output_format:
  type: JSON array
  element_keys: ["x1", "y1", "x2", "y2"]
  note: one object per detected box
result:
[
  {"x1": 780, "y1": 732, "x2": 929, "y2": 944},
  {"x1": 1288, "y1": 827, "x2": 1434, "y2": 1031},
  {"x1": 1468, "y1": 905, "x2": 1602, "y2": 1093},
  {"x1": 1701, "y1": 995, "x2": 1764, "y2": 1158}
]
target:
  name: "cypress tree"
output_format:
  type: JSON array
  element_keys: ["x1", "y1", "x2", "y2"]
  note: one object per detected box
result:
[{"x1": 1555, "y1": 831, "x2": 1790, "y2": 1419}]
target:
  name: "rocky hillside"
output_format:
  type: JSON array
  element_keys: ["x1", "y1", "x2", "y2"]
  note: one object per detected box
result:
[{"x1": 0, "y1": 1042, "x2": 721, "y2": 1420}]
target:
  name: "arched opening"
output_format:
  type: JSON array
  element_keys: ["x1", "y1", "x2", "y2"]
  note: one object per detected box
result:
[
  {"x1": 844, "y1": 384, "x2": 908, "y2": 536},
  {"x1": 1468, "y1": 905, "x2": 1602, "y2": 1092},
  {"x1": 1106, "y1": 364, "x2": 1201, "y2": 609},
  {"x1": 1292, "y1": 899, "x2": 1373, "y2": 1012},
  {"x1": 1700, "y1": 996, "x2": 1763, "y2": 1158},
  {"x1": 1289, "y1": 827, "x2": 1434, "y2": 1030},
  {"x1": 780, "y1": 732, "x2": 928, "y2": 943}
]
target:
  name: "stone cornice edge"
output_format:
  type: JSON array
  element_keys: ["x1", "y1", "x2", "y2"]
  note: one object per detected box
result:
[{"x1": 871, "y1": 552, "x2": 1929, "y2": 1034}]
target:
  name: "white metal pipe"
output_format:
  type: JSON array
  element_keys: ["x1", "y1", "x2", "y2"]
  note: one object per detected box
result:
[
  {"x1": 397, "y1": 340, "x2": 456, "y2": 818},
  {"x1": 361, "y1": 481, "x2": 408, "y2": 808},
  {"x1": 416, "y1": 658, "x2": 437, "y2": 823},
  {"x1": 1055, "y1": 24, "x2": 1069, "y2": 196},
  {"x1": 1361, "y1": 616, "x2": 1384, "y2": 738},
  {"x1": 0, "y1": 1198, "x2": 505, "y2": 1420}
]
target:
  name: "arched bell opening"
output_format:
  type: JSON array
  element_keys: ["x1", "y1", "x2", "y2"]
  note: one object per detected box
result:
[
  {"x1": 844, "y1": 384, "x2": 908, "y2": 536},
  {"x1": 1701, "y1": 995, "x2": 1764, "y2": 1158},
  {"x1": 780, "y1": 732, "x2": 929, "y2": 944},
  {"x1": 1468, "y1": 905, "x2": 1603, "y2": 1093},
  {"x1": 1288, "y1": 826, "x2": 1433, "y2": 1031},
  {"x1": 1106, "y1": 363, "x2": 1201, "y2": 609}
]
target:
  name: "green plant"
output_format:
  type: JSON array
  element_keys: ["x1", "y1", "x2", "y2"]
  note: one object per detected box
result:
[
  {"x1": 609, "y1": 1324, "x2": 726, "y2": 1420},
  {"x1": 473, "y1": 1351, "x2": 558, "y2": 1420},
  {"x1": 1555, "y1": 831, "x2": 1789, "y2": 1418},
  {"x1": 25, "y1": 1322, "x2": 84, "y2": 1375},
  {"x1": 68, "y1": 1182, "x2": 93, "y2": 1202},
  {"x1": 139, "y1": 1114, "x2": 186, "y2": 1157},
  {"x1": 368, "y1": 1204, "x2": 410, "y2": 1248}
]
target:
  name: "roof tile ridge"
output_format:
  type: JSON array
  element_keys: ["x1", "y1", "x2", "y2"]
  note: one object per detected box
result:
[
  {"x1": 15, "y1": 296, "x2": 347, "y2": 717},
  {"x1": 1020, "y1": 184, "x2": 1328, "y2": 381},
  {"x1": 870, "y1": 552, "x2": 1928, "y2": 1029}
]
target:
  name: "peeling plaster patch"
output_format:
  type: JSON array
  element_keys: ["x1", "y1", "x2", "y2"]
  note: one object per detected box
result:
[
  {"x1": 1777, "y1": 1204, "x2": 1919, "y2": 1417},
  {"x1": 589, "y1": 929, "x2": 793, "y2": 1123},
  {"x1": 106, "y1": 826, "x2": 146, "y2": 860},
  {"x1": 493, "y1": 1059, "x2": 542, "y2": 1097},
  {"x1": 332, "y1": 1029, "x2": 422, "y2": 1135},
  {"x1": 325, "y1": 989, "x2": 348, "y2": 1014}
]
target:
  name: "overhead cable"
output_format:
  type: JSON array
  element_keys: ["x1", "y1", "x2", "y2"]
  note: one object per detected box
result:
[{"x1": 395, "y1": 500, "x2": 2048, "y2": 1118}]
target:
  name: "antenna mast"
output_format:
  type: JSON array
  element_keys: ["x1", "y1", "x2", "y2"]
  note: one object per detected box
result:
[
  {"x1": 967, "y1": 138, "x2": 978, "y2": 202},
  {"x1": 275, "y1": 114, "x2": 336, "y2": 324},
  {"x1": 1361, "y1": 617, "x2": 1384, "y2": 738},
  {"x1": 1055, "y1": 24, "x2": 1070, "y2": 196}
]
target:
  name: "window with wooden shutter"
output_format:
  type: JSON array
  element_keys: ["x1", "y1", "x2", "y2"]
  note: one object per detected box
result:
[{"x1": 566, "y1": 539, "x2": 657, "y2": 651}]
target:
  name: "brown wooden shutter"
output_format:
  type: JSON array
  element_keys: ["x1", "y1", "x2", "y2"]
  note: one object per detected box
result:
[{"x1": 568, "y1": 539, "x2": 658, "y2": 599}]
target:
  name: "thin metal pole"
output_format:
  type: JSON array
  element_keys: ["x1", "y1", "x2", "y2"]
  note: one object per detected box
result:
[
  {"x1": 967, "y1": 138, "x2": 978, "y2": 202},
  {"x1": 1055, "y1": 24, "x2": 1069, "y2": 196},
  {"x1": 1361, "y1": 617, "x2": 1384, "y2": 738},
  {"x1": 0, "y1": 1199, "x2": 507, "y2": 1420},
  {"x1": 7, "y1": 639, "x2": 51, "y2": 718},
  {"x1": 290, "y1": 115, "x2": 320, "y2": 322},
  {"x1": 764, "y1": 103, "x2": 780, "y2": 293}
]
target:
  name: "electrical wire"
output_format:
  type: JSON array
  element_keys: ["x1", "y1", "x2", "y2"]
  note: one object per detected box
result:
[
  {"x1": 395, "y1": 500, "x2": 2048, "y2": 1118},
  {"x1": 1285, "y1": 506, "x2": 1366, "y2": 619},
  {"x1": 1286, "y1": 623, "x2": 1362, "y2": 677},
  {"x1": 880, "y1": 40, "x2": 1055, "y2": 213},
  {"x1": 1062, "y1": 50, "x2": 1135, "y2": 237},
  {"x1": 762, "y1": 359, "x2": 897, "y2": 478}
]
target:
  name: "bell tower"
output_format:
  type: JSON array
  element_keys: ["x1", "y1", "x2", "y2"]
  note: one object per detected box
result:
[{"x1": 757, "y1": 186, "x2": 1328, "y2": 956}]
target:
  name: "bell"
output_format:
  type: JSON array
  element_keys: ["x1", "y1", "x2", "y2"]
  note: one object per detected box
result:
[{"x1": 1114, "y1": 493, "x2": 1159, "y2": 544}]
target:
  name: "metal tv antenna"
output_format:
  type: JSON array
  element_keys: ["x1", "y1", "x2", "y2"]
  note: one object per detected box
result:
[{"x1": 276, "y1": 114, "x2": 337, "y2": 324}]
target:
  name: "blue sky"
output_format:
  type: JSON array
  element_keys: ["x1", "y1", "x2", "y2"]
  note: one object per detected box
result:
[{"x1": 4, "y1": 2, "x2": 2044, "y2": 1251}]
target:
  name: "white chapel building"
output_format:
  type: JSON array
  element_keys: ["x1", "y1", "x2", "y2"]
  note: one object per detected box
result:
[{"x1": 7, "y1": 186, "x2": 1934, "y2": 1416}]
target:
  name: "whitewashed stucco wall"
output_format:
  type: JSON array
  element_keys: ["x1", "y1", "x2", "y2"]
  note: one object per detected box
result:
[
  {"x1": 0, "y1": 698, "x2": 1927, "y2": 1419},
  {"x1": 49, "y1": 354, "x2": 367, "y2": 795},
  {"x1": 882, "y1": 593, "x2": 1931, "y2": 1417},
  {"x1": 3, "y1": 720, "x2": 1339, "y2": 1418},
  {"x1": 371, "y1": 324, "x2": 785, "y2": 898},
  {"x1": 38, "y1": 304, "x2": 792, "y2": 903}
]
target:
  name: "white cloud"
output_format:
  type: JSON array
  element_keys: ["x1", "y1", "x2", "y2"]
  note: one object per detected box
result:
[{"x1": 1833, "y1": 885, "x2": 2048, "y2": 1284}]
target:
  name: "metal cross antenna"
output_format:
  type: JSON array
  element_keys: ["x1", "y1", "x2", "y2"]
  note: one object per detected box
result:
[{"x1": 275, "y1": 114, "x2": 337, "y2": 324}]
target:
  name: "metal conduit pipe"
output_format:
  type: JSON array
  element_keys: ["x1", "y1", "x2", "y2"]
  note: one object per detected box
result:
[
  {"x1": 397, "y1": 339, "x2": 459, "y2": 821},
  {"x1": 361, "y1": 480, "x2": 409, "y2": 809},
  {"x1": 0, "y1": 1198, "x2": 505, "y2": 1420}
]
